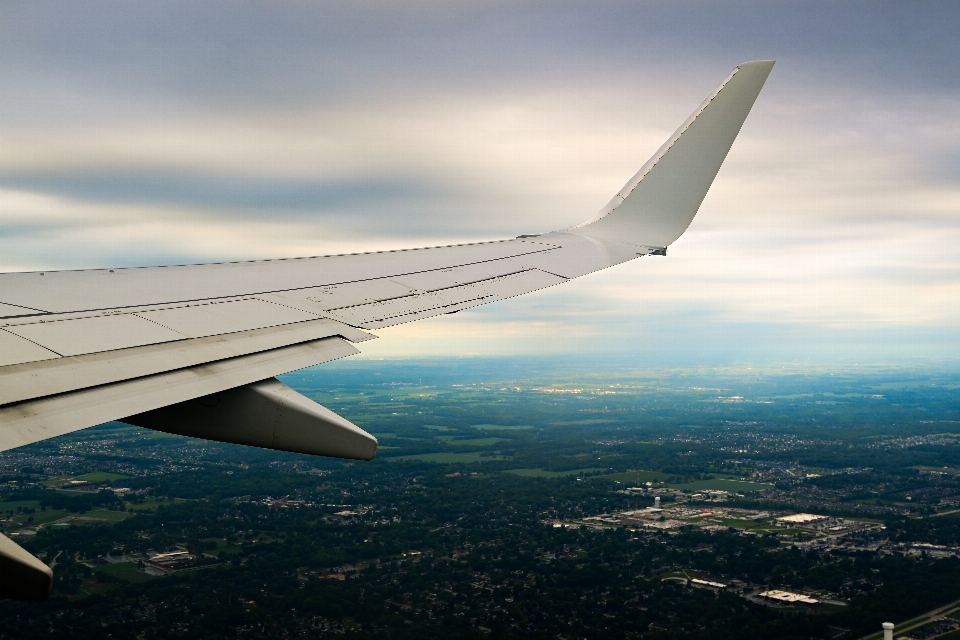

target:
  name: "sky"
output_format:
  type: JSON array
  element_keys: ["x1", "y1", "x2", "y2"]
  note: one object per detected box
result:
[{"x1": 2, "y1": 1, "x2": 959, "y2": 365}]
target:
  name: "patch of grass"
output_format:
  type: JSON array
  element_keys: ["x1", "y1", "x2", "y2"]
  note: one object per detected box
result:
[
  {"x1": 0, "y1": 500, "x2": 42, "y2": 511},
  {"x1": 29, "y1": 509, "x2": 71, "y2": 526},
  {"x1": 423, "y1": 425, "x2": 453, "y2": 431},
  {"x1": 374, "y1": 435, "x2": 426, "y2": 442},
  {"x1": 75, "y1": 581, "x2": 117, "y2": 598},
  {"x1": 713, "y1": 518, "x2": 768, "y2": 530},
  {"x1": 505, "y1": 468, "x2": 603, "y2": 478},
  {"x1": 216, "y1": 544, "x2": 244, "y2": 556},
  {"x1": 126, "y1": 498, "x2": 168, "y2": 512},
  {"x1": 72, "y1": 472, "x2": 129, "y2": 483},
  {"x1": 85, "y1": 509, "x2": 134, "y2": 522},
  {"x1": 471, "y1": 424, "x2": 534, "y2": 431},
  {"x1": 203, "y1": 538, "x2": 244, "y2": 556},
  {"x1": 94, "y1": 562, "x2": 151, "y2": 583},
  {"x1": 51, "y1": 516, "x2": 108, "y2": 527},
  {"x1": 386, "y1": 452, "x2": 506, "y2": 463},
  {"x1": 436, "y1": 437, "x2": 506, "y2": 446}
]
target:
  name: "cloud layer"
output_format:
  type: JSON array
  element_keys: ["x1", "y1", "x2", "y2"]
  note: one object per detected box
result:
[{"x1": 2, "y1": 1, "x2": 959, "y2": 363}]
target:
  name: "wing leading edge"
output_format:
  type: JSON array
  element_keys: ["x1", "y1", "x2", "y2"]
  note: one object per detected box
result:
[{"x1": 0, "y1": 61, "x2": 773, "y2": 602}]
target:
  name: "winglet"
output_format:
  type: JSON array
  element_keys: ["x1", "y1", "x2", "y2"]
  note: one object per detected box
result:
[{"x1": 571, "y1": 60, "x2": 775, "y2": 249}]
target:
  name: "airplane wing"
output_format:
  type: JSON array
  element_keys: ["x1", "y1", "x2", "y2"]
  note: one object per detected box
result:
[{"x1": 0, "y1": 61, "x2": 773, "y2": 601}]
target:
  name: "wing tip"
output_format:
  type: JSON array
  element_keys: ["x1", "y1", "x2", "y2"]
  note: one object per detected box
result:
[{"x1": 567, "y1": 59, "x2": 776, "y2": 246}]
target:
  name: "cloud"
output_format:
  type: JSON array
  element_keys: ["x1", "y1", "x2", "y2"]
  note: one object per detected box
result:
[{"x1": 1, "y1": 1, "x2": 958, "y2": 363}]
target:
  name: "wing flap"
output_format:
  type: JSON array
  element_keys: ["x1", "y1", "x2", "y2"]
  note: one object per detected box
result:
[
  {"x1": 4, "y1": 314, "x2": 184, "y2": 357},
  {"x1": 0, "y1": 318, "x2": 372, "y2": 406},
  {"x1": 0, "y1": 331, "x2": 59, "y2": 367},
  {"x1": 0, "y1": 336, "x2": 357, "y2": 453},
  {"x1": 135, "y1": 298, "x2": 319, "y2": 338}
]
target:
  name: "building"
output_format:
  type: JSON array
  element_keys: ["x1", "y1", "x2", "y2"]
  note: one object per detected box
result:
[
  {"x1": 775, "y1": 513, "x2": 828, "y2": 525},
  {"x1": 758, "y1": 590, "x2": 819, "y2": 605},
  {"x1": 146, "y1": 550, "x2": 195, "y2": 569},
  {"x1": 691, "y1": 578, "x2": 726, "y2": 589}
]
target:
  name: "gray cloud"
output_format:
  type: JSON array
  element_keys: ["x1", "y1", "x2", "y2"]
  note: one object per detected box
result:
[
  {"x1": 3, "y1": 1, "x2": 959, "y2": 116},
  {"x1": 1, "y1": 1, "x2": 959, "y2": 362},
  {"x1": 0, "y1": 171, "x2": 432, "y2": 215}
]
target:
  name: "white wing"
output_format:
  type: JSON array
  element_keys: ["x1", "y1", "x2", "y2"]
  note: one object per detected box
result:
[
  {"x1": 0, "y1": 60, "x2": 773, "y2": 456},
  {"x1": 0, "y1": 61, "x2": 773, "y2": 600}
]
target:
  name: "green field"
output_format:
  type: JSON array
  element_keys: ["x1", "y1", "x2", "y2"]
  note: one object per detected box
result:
[
  {"x1": 28, "y1": 509, "x2": 71, "y2": 525},
  {"x1": 471, "y1": 424, "x2": 534, "y2": 431},
  {"x1": 94, "y1": 562, "x2": 152, "y2": 583},
  {"x1": 436, "y1": 436, "x2": 506, "y2": 446},
  {"x1": 712, "y1": 518, "x2": 770, "y2": 530},
  {"x1": 86, "y1": 509, "x2": 135, "y2": 522},
  {"x1": 75, "y1": 581, "x2": 118, "y2": 598},
  {"x1": 505, "y1": 468, "x2": 603, "y2": 478},
  {"x1": 0, "y1": 500, "x2": 41, "y2": 511},
  {"x1": 126, "y1": 498, "x2": 169, "y2": 512},
  {"x1": 386, "y1": 452, "x2": 506, "y2": 463},
  {"x1": 204, "y1": 538, "x2": 244, "y2": 556},
  {"x1": 73, "y1": 472, "x2": 130, "y2": 483}
]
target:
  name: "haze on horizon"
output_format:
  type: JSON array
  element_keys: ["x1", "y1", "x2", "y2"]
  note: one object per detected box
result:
[{"x1": 2, "y1": 1, "x2": 959, "y2": 365}]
